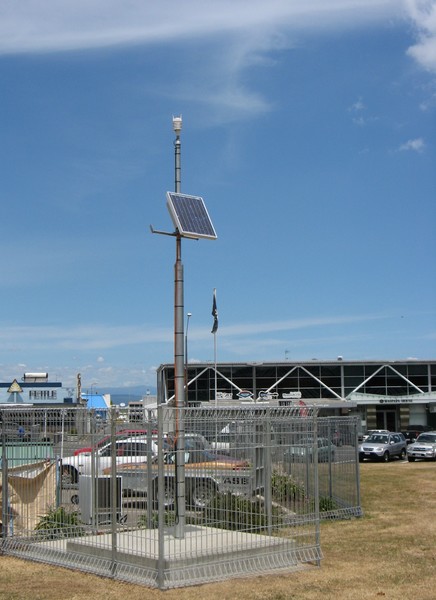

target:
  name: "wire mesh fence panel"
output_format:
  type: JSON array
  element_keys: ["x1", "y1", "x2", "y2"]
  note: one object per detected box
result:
[
  {"x1": 1, "y1": 405, "x2": 360, "y2": 589},
  {"x1": 316, "y1": 416, "x2": 361, "y2": 519}
]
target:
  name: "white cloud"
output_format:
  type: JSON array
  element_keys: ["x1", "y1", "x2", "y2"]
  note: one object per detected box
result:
[
  {"x1": 405, "y1": 0, "x2": 436, "y2": 72},
  {"x1": 399, "y1": 137, "x2": 426, "y2": 151}
]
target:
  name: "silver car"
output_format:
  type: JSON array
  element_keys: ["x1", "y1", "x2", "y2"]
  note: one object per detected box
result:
[
  {"x1": 359, "y1": 432, "x2": 407, "y2": 462},
  {"x1": 285, "y1": 437, "x2": 336, "y2": 463},
  {"x1": 407, "y1": 431, "x2": 436, "y2": 462}
]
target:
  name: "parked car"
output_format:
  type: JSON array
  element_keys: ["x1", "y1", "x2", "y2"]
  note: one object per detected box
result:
[
  {"x1": 109, "y1": 448, "x2": 252, "y2": 509},
  {"x1": 359, "y1": 432, "x2": 407, "y2": 462},
  {"x1": 402, "y1": 425, "x2": 433, "y2": 444},
  {"x1": 62, "y1": 436, "x2": 158, "y2": 484},
  {"x1": 360, "y1": 429, "x2": 389, "y2": 442},
  {"x1": 284, "y1": 437, "x2": 336, "y2": 463},
  {"x1": 407, "y1": 431, "x2": 436, "y2": 462}
]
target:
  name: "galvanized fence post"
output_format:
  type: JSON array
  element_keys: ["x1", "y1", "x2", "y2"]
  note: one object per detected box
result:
[
  {"x1": 110, "y1": 406, "x2": 118, "y2": 577},
  {"x1": 1, "y1": 423, "x2": 10, "y2": 538}
]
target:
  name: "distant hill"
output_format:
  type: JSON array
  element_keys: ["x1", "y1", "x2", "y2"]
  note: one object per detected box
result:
[{"x1": 104, "y1": 386, "x2": 157, "y2": 405}]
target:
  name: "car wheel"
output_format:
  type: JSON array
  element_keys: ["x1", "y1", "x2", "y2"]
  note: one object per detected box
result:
[
  {"x1": 61, "y1": 466, "x2": 79, "y2": 486},
  {"x1": 407, "y1": 456, "x2": 415, "y2": 462},
  {"x1": 190, "y1": 480, "x2": 217, "y2": 509},
  {"x1": 358, "y1": 455, "x2": 364, "y2": 463},
  {"x1": 153, "y1": 479, "x2": 175, "y2": 509},
  {"x1": 382, "y1": 451, "x2": 390, "y2": 462},
  {"x1": 399, "y1": 449, "x2": 406, "y2": 461}
]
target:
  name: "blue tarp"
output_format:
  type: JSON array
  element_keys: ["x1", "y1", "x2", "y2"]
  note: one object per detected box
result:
[{"x1": 81, "y1": 394, "x2": 109, "y2": 409}]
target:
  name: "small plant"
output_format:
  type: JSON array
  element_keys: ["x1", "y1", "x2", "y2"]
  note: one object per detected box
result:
[
  {"x1": 206, "y1": 493, "x2": 283, "y2": 532},
  {"x1": 271, "y1": 470, "x2": 305, "y2": 502},
  {"x1": 35, "y1": 506, "x2": 84, "y2": 540}
]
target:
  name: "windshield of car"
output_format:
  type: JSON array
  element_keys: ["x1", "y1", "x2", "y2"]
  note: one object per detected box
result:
[
  {"x1": 416, "y1": 434, "x2": 436, "y2": 443},
  {"x1": 366, "y1": 434, "x2": 389, "y2": 444}
]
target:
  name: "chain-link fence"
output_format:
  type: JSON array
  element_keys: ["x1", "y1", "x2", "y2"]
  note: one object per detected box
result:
[{"x1": 1, "y1": 406, "x2": 360, "y2": 589}]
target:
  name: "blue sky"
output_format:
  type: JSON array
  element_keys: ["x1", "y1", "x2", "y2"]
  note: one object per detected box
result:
[{"x1": 0, "y1": 1, "x2": 435, "y2": 391}]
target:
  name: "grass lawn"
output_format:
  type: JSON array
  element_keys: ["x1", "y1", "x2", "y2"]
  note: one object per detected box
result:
[{"x1": 1, "y1": 460, "x2": 435, "y2": 600}]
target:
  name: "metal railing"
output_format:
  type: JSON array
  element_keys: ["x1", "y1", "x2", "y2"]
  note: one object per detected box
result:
[{"x1": 1, "y1": 406, "x2": 360, "y2": 589}]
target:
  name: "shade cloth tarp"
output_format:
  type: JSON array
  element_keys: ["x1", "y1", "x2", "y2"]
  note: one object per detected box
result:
[{"x1": 0, "y1": 460, "x2": 56, "y2": 534}]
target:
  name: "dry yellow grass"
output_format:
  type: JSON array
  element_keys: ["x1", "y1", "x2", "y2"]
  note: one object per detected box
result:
[{"x1": 1, "y1": 461, "x2": 435, "y2": 600}]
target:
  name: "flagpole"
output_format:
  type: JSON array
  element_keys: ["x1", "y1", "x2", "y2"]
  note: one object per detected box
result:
[{"x1": 214, "y1": 329, "x2": 217, "y2": 408}]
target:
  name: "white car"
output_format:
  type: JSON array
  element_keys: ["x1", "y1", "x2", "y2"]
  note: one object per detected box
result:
[{"x1": 61, "y1": 436, "x2": 158, "y2": 485}]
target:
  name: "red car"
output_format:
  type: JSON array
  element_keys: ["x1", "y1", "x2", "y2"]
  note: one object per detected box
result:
[{"x1": 73, "y1": 429, "x2": 154, "y2": 456}]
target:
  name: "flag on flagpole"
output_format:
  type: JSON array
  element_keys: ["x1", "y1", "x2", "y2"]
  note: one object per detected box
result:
[{"x1": 211, "y1": 288, "x2": 218, "y2": 334}]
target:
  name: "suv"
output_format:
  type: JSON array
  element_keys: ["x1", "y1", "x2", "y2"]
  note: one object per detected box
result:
[
  {"x1": 407, "y1": 431, "x2": 436, "y2": 462},
  {"x1": 359, "y1": 432, "x2": 407, "y2": 462}
]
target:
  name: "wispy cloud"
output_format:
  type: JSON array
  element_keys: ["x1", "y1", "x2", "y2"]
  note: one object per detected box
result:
[
  {"x1": 398, "y1": 137, "x2": 426, "y2": 152},
  {"x1": 0, "y1": 312, "x2": 430, "y2": 386},
  {"x1": 348, "y1": 97, "x2": 379, "y2": 126},
  {"x1": 0, "y1": 1, "x2": 404, "y2": 123},
  {"x1": 349, "y1": 98, "x2": 366, "y2": 112},
  {"x1": 0, "y1": 1, "x2": 401, "y2": 56},
  {"x1": 348, "y1": 97, "x2": 365, "y2": 125},
  {"x1": 0, "y1": 313, "x2": 388, "y2": 353}
]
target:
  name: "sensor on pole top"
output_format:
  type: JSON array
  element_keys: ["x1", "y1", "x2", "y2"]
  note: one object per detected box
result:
[{"x1": 172, "y1": 115, "x2": 182, "y2": 136}]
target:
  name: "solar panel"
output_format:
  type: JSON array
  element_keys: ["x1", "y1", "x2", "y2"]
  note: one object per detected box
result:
[{"x1": 166, "y1": 192, "x2": 217, "y2": 240}]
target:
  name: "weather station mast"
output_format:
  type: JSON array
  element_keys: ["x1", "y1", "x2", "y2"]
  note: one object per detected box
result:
[{"x1": 151, "y1": 116, "x2": 217, "y2": 539}]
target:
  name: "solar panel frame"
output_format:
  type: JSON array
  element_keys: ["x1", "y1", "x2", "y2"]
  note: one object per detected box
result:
[{"x1": 166, "y1": 192, "x2": 217, "y2": 240}]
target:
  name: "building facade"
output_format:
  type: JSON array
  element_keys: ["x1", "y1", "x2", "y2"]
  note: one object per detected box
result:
[
  {"x1": 0, "y1": 373, "x2": 78, "y2": 406},
  {"x1": 157, "y1": 359, "x2": 436, "y2": 433}
]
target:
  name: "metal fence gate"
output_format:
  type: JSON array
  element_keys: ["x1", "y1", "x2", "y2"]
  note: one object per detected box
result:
[{"x1": 1, "y1": 405, "x2": 361, "y2": 589}]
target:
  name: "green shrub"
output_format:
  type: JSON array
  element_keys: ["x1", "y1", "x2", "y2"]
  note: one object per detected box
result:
[
  {"x1": 319, "y1": 496, "x2": 338, "y2": 512},
  {"x1": 306, "y1": 495, "x2": 339, "y2": 513},
  {"x1": 205, "y1": 493, "x2": 283, "y2": 532},
  {"x1": 137, "y1": 510, "x2": 177, "y2": 529},
  {"x1": 35, "y1": 506, "x2": 84, "y2": 540}
]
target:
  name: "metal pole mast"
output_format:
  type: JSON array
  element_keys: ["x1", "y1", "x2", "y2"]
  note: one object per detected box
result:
[{"x1": 173, "y1": 116, "x2": 186, "y2": 539}]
